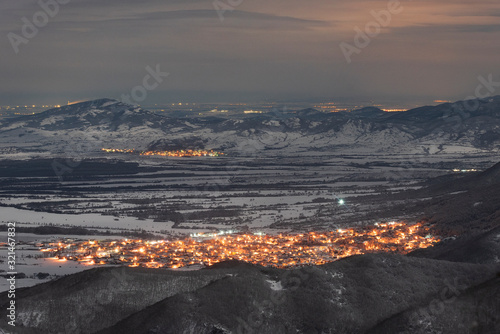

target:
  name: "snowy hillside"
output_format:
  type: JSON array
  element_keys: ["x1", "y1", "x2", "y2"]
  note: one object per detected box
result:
[{"x1": 1, "y1": 97, "x2": 500, "y2": 157}]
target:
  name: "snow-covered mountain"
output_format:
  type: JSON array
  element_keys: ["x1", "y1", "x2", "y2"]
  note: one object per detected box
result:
[{"x1": 1, "y1": 97, "x2": 500, "y2": 156}]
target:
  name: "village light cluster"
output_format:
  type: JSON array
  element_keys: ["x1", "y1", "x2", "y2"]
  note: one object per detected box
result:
[
  {"x1": 101, "y1": 148, "x2": 224, "y2": 157},
  {"x1": 39, "y1": 222, "x2": 440, "y2": 269}
]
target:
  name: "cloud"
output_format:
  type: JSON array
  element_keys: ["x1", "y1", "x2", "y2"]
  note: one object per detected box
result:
[
  {"x1": 0, "y1": 0, "x2": 498, "y2": 105},
  {"x1": 389, "y1": 23, "x2": 500, "y2": 35}
]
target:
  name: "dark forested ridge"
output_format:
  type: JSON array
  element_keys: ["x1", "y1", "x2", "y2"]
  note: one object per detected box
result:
[{"x1": 0, "y1": 254, "x2": 498, "y2": 333}]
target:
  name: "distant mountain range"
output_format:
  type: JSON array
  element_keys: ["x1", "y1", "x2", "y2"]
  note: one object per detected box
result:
[{"x1": 1, "y1": 97, "x2": 500, "y2": 156}]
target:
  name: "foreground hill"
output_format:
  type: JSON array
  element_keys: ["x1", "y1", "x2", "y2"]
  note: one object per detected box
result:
[
  {"x1": 369, "y1": 276, "x2": 500, "y2": 334},
  {"x1": 346, "y1": 160, "x2": 500, "y2": 265},
  {"x1": 1, "y1": 97, "x2": 500, "y2": 156},
  {"x1": 410, "y1": 226, "x2": 500, "y2": 265},
  {"x1": 0, "y1": 255, "x2": 498, "y2": 333},
  {"x1": 408, "y1": 161, "x2": 500, "y2": 235}
]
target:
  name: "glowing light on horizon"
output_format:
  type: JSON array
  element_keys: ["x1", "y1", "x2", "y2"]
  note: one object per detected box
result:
[
  {"x1": 383, "y1": 109, "x2": 407, "y2": 112},
  {"x1": 101, "y1": 148, "x2": 224, "y2": 157},
  {"x1": 67, "y1": 100, "x2": 87, "y2": 105}
]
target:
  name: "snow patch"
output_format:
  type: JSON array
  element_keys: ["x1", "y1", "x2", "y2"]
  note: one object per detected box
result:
[
  {"x1": 263, "y1": 120, "x2": 281, "y2": 127},
  {"x1": 1, "y1": 122, "x2": 26, "y2": 131},
  {"x1": 101, "y1": 101, "x2": 118, "y2": 107},
  {"x1": 330, "y1": 272, "x2": 344, "y2": 279},
  {"x1": 266, "y1": 279, "x2": 283, "y2": 291}
]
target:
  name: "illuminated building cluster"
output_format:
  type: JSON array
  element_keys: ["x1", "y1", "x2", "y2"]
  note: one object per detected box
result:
[
  {"x1": 140, "y1": 150, "x2": 223, "y2": 157},
  {"x1": 101, "y1": 148, "x2": 135, "y2": 153},
  {"x1": 452, "y1": 168, "x2": 477, "y2": 173},
  {"x1": 101, "y1": 148, "x2": 224, "y2": 157},
  {"x1": 40, "y1": 222, "x2": 439, "y2": 269}
]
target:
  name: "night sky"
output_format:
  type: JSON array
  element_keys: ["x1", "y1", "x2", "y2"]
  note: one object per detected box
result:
[{"x1": 1, "y1": 0, "x2": 499, "y2": 105}]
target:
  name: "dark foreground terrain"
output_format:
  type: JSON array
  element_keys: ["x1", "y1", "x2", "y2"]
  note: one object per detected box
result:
[{"x1": 0, "y1": 251, "x2": 498, "y2": 334}]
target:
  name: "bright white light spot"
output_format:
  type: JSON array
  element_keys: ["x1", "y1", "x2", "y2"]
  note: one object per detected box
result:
[{"x1": 338, "y1": 199, "x2": 345, "y2": 205}]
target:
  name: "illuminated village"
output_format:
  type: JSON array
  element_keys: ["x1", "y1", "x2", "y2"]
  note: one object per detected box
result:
[
  {"x1": 40, "y1": 222, "x2": 440, "y2": 269},
  {"x1": 101, "y1": 148, "x2": 224, "y2": 157}
]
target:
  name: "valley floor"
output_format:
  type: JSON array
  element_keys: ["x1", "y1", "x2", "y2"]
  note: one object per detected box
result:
[{"x1": 0, "y1": 152, "x2": 497, "y2": 292}]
